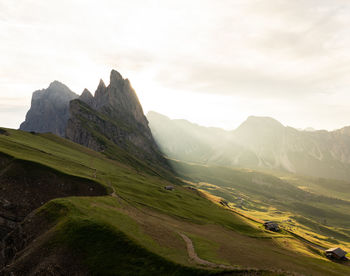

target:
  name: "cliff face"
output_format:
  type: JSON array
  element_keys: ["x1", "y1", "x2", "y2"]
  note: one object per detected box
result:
[
  {"x1": 66, "y1": 70, "x2": 169, "y2": 169},
  {"x1": 20, "y1": 81, "x2": 78, "y2": 136},
  {"x1": 19, "y1": 70, "x2": 170, "y2": 170}
]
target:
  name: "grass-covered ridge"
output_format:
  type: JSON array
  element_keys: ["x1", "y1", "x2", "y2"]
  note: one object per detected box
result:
[
  {"x1": 1, "y1": 128, "x2": 350, "y2": 275},
  {"x1": 0, "y1": 128, "x2": 261, "y2": 234},
  {"x1": 39, "y1": 199, "x2": 217, "y2": 276}
]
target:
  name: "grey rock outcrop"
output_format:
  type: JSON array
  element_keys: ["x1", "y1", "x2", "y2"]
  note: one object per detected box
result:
[
  {"x1": 79, "y1": 88, "x2": 94, "y2": 106},
  {"x1": 66, "y1": 70, "x2": 169, "y2": 169},
  {"x1": 19, "y1": 70, "x2": 170, "y2": 170},
  {"x1": 20, "y1": 81, "x2": 78, "y2": 136}
]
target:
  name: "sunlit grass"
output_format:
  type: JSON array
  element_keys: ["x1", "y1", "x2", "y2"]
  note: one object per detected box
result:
[{"x1": 2, "y1": 128, "x2": 350, "y2": 275}]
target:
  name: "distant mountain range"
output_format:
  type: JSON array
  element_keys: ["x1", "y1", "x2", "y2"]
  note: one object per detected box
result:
[
  {"x1": 147, "y1": 111, "x2": 350, "y2": 181},
  {"x1": 19, "y1": 76, "x2": 350, "y2": 181}
]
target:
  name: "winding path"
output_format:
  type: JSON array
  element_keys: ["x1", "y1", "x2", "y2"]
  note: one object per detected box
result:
[
  {"x1": 108, "y1": 181, "x2": 123, "y2": 204},
  {"x1": 179, "y1": 233, "x2": 241, "y2": 270}
]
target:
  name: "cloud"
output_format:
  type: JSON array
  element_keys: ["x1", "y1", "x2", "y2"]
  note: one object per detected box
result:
[
  {"x1": 152, "y1": 55, "x2": 349, "y2": 100},
  {"x1": 0, "y1": 97, "x2": 29, "y2": 129},
  {"x1": 1, "y1": 0, "x2": 350, "y2": 129},
  {"x1": 140, "y1": 0, "x2": 350, "y2": 102}
]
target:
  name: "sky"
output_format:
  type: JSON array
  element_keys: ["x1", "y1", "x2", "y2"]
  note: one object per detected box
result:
[{"x1": 1, "y1": 0, "x2": 350, "y2": 131}]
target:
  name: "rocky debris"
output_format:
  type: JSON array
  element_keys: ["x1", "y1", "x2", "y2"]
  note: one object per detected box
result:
[{"x1": 20, "y1": 81, "x2": 78, "y2": 137}]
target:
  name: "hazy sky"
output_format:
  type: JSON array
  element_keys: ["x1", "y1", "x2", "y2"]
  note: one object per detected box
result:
[{"x1": 1, "y1": 0, "x2": 350, "y2": 130}]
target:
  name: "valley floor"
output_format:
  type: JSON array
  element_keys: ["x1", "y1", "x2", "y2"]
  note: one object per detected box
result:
[{"x1": 1, "y1": 129, "x2": 350, "y2": 275}]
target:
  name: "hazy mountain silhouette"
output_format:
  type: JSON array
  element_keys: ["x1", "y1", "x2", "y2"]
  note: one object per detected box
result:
[
  {"x1": 20, "y1": 81, "x2": 78, "y2": 136},
  {"x1": 148, "y1": 111, "x2": 350, "y2": 180}
]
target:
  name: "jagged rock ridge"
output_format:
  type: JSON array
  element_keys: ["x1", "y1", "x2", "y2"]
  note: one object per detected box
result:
[
  {"x1": 19, "y1": 70, "x2": 170, "y2": 170},
  {"x1": 66, "y1": 70, "x2": 169, "y2": 169},
  {"x1": 20, "y1": 81, "x2": 78, "y2": 136}
]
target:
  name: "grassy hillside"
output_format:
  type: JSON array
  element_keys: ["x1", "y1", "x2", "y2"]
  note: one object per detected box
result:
[
  {"x1": 171, "y1": 161, "x2": 350, "y2": 255},
  {"x1": 274, "y1": 172, "x2": 350, "y2": 202},
  {"x1": 1, "y1": 128, "x2": 350, "y2": 275}
]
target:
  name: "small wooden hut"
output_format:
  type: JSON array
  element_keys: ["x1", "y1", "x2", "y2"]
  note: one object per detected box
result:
[
  {"x1": 325, "y1": 248, "x2": 347, "y2": 260},
  {"x1": 263, "y1": 221, "x2": 280, "y2": 232}
]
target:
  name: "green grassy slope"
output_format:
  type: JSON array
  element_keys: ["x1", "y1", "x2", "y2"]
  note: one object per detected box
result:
[
  {"x1": 0, "y1": 129, "x2": 260, "y2": 234},
  {"x1": 171, "y1": 160, "x2": 350, "y2": 252},
  {"x1": 1, "y1": 128, "x2": 350, "y2": 275},
  {"x1": 34, "y1": 199, "x2": 219, "y2": 276},
  {"x1": 275, "y1": 172, "x2": 350, "y2": 202}
]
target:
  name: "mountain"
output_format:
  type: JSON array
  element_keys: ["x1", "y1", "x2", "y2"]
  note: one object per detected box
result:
[
  {"x1": 66, "y1": 70, "x2": 169, "y2": 170},
  {"x1": 147, "y1": 112, "x2": 350, "y2": 181},
  {"x1": 20, "y1": 70, "x2": 170, "y2": 171},
  {"x1": 232, "y1": 116, "x2": 350, "y2": 180},
  {"x1": 19, "y1": 81, "x2": 78, "y2": 136},
  {"x1": 147, "y1": 111, "x2": 228, "y2": 163},
  {"x1": 2, "y1": 75, "x2": 350, "y2": 274}
]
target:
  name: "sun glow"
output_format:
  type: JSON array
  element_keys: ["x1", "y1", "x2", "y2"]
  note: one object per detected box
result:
[{"x1": 2, "y1": 0, "x2": 350, "y2": 130}]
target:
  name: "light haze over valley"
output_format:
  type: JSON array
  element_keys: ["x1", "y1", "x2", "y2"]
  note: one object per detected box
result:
[{"x1": 1, "y1": 1, "x2": 350, "y2": 275}]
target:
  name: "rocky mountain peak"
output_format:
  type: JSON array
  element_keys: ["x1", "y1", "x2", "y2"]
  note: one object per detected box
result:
[
  {"x1": 48, "y1": 80, "x2": 69, "y2": 90},
  {"x1": 239, "y1": 116, "x2": 284, "y2": 130},
  {"x1": 90, "y1": 70, "x2": 147, "y2": 127},
  {"x1": 20, "y1": 82, "x2": 78, "y2": 137},
  {"x1": 65, "y1": 69, "x2": 169, "y2": 170},
  {"x1": 20, "y1": 69, "x2": 170, "y2": 171},
  {"x1": 232, "y1": 116, "x2": 286, "y2": 153},
  {"x1": 79, "y1": 89, "x2": 94, "y2": 106},
  {"x1": 81, "y1": 88, "x2": 92, "y2": 97},
  {"x1": 93, "y1": 79, "x2": 108, "y2": 108},
  {"x1": 110, "y1": 69, "x2": 123, "y2": 84},
  {"x1": 97, "y1": 79, "x2": 106, "y2": 90}
]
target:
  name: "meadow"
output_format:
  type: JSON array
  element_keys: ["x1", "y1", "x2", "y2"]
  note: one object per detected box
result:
[{"x1": 1, "y1": 128, "x2": 350, "y2": 275}]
